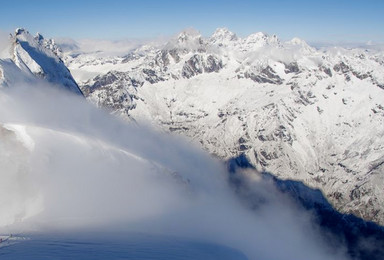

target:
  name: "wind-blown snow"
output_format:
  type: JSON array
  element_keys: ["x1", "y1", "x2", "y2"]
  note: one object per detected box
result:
[{"x1": 0, "y1": 81, "x2": 349, "y2": 260}]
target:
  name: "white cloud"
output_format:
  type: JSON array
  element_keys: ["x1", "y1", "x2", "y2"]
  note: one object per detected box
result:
[
  {"x1": 55, "y1": 37, "x2": 168, "y2": 58},
  {"x1": 0, "y1": 82, "x2": 350, "y2": 260}
]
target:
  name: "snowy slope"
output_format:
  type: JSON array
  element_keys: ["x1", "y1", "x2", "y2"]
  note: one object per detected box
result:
[{"x1": 63, "y1": 28, "x2": 384, "y2": 226}]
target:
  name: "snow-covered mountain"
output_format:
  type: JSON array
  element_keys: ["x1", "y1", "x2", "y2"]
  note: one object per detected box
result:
[
  {"x1": 57, "y1": 28, "x2": 384, "y2": 226},
  {"x1": 0, "y1": 29, "x2": 82, "y2": 95},
  {"x1": 0, "y1": 32, "x2": 357, "y2": 259},
  {"x1": 1, "y1": 27, "x2": 384, "y2": 259}
]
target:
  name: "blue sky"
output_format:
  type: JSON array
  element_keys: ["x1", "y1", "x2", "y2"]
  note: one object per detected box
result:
[{"x1": 1, "y1": 0, "x2": 383, "y2": 43}]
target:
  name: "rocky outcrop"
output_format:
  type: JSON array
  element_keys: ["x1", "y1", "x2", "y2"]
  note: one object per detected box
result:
[
  {"x1": 182, "y1": 54, "x2": 223, "y2": 78},
  {"x1": 244, "y1": 66, "x2": 283, "y2": 84}
]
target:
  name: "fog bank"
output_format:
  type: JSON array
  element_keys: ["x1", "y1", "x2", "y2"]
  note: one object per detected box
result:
[{"x1": 0, "y1": 82, "x2": 349, "y2": 260}]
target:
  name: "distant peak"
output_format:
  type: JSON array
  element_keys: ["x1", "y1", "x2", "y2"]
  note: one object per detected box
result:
[
  {"x1": 286, "y1": 37, "x2": 314, "y2": 52},
  {"x1": 243, "y1": 32, "x2": 281, "y2": 48},
  {"x1": 211, "y1": 28, "x2": 237, "y2": 42},
  {"x1": 177, "y1": 28, "x2": 201, "y2": 43},
  {"x1": 289, "y1": 37, "x2": 308, "y2": 46},
  {"x1": 246, "y1": 32, "x2": 269, "y2": 41},
  {"x1": 163, "y1": 28, "x2": 205, "y2": 51}
]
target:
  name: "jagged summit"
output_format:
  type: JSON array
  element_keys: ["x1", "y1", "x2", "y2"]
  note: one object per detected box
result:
[
  {"x1": 1, "y1": 28, "x2": 83, "y2": 95},
  {"x1": 163, "y1": 28, "x2": 204, "y2": 52},
  {"x1": 177, "y1": 28, "x2": 202, "y2": 43},
  {"x1": 288, "y1": 37, "x2": 307, "y2": 45},
  {"x1": 15, "y1": 28, "x2": 26, "y2": 36},
  {"x1": 286, "y1": 37, "x2": 315, "y2": 53},
  {"x1": 242, "y1": 32, "x2": 281, "y2": 49},
  {"x1": 35, "y1": 32, "x2": 44, "y2": 42},
  {"x1": 210, "y1": 28, "x2": 238, "y2": 45}
]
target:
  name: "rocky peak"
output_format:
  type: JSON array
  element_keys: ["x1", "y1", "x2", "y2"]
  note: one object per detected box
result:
[
  {"x1": 242, "y1": 32, "x2": 281, "y2": 49},
  {"x1": 9, "y1": 29, "x2": 83, "y2": 95},
  {"x1": 15, "y1": 28, "x2": 27, "y2": 36},
  {"x1": 13, "y1": 28, "x2": 35, "y2": 44},
  {"x1": 288, "y1": 37, "x2": 307, "y2": 46},
  {"x1": 210, "y1": 27, "x2": 238, "y2": 45},
  {"x1": 286, "y1": 37, "x2": 315, "y2": 53},
  {"x1": 35, "y1": 32, "x2": 44, "y2": 42},
  {"x1": 164, "y1": 28, "x2": 205, "y2": 52},
  {"x1": 177, "y1": 28, "x2": 202, "y2": 44}
]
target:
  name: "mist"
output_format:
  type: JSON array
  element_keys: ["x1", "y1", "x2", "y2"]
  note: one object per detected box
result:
[
  {"x1": 0, "y1": 81, "x2": 350, "y2": 260},
  {"x1": 55, "y1": 37, "x2": 168, "y2": 58},
  {"x1": 0, "y1": 30, "x2": 11, "y2": 59}
]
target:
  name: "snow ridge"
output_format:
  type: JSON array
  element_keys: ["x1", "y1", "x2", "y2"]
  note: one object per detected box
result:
[{"x1": 0, "y1": 29, "x2": 82, "y2": 95}]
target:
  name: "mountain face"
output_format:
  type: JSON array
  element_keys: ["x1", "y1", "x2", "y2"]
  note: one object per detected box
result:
[
  {"x1": 56, "y1": 28, "x2": 384, "y2": 226},
  {"x1": 0, "y1": 29, "x2": 82, "y2": 95}
]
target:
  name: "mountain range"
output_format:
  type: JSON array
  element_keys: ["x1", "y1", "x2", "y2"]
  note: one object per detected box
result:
[
  {"x1": 1, "y1": 28, "x2": 384, "y2": 259},
  {"x1": 52, "y1": 27, "x2": 384, "y2": 226}
]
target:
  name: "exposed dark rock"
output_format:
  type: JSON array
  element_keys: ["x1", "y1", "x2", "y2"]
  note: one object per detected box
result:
[
  {"x1": 238, "y1": 137, "x2": 247, "y2": 144},
  {"x1": 142, "y1": 68, "x2": 165, "y2": 84},
  {"x1": 239, "y1": 144, "x2": 248, "y2": 151},
  {"x1": 294, "y1": 90, "x2": 315, "y2": 105},
  {"x1": 352, "y1": 70, "x2": 370, "y2": 80},
  {"x1": 92, "y1": 72, "x2": 118, "y2": 89},
  {"x1": 273, "y1": 125, "x2": 292, "y2": 144},
  {"x1": 169, "y1": 126, "x2": 190, "y2": 132},
  {"x1": 169, "y1": 49, "x2": 181, "y2": 63},
  {"x1": 317, "y1": 106, "x2": 324, "y2": 114},
  {"x1": 244, "y1": 66, "x2": 283, "y2": 84},
  {"x1": 320, "y1": 66, "x2": 333, "y2": 77},
  {"x1": 334, "y1": 62, "x2": 350, "y2": 74},
  {"x1": 122, "y1": 52, "x2": 144, "y2": 63},
  {"x1": 182, "y1": 54, "x2": 222, "y2": 79},
  {"x1": 284, "y1": 62, "x2": 300, "y2": 74}
]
